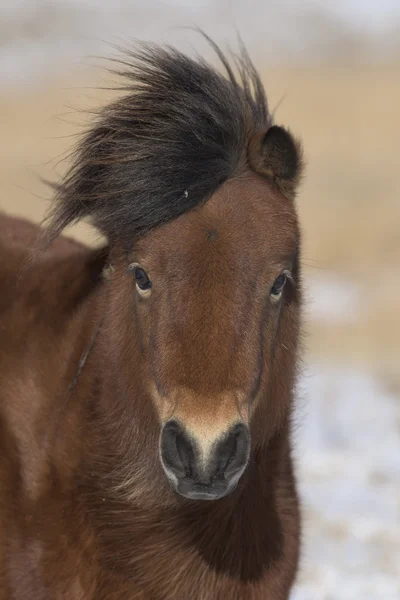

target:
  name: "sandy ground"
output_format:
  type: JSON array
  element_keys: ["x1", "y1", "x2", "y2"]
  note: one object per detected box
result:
[{"x1": 1, "y1": 63, "x2": 399, "y2": 597}]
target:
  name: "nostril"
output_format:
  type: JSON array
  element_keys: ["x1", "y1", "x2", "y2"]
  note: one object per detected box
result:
[
  {"x1": 161, "y1": 421, "x2": 195, "y2": 479},
  {"x1": 216, "y1": 423, "x2": 250, "y2": 480},
  {"x1": 175, "y1": 430, "x2": 195, "y2": 477},
  {"x1": 216, "y1": 429, "x2": 239, "y2": 474}
]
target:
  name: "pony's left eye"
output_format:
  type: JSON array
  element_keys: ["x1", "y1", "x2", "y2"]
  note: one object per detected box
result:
[
  {"x1": 270, "y1": 272, "x2": 288, "y2": 302},
  {"x1": 131, "y1": 265, "x2": 152, "y2": 295}
]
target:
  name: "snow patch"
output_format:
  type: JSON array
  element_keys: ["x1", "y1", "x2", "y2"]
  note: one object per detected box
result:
[{"x1": 292, "y1": 366, "x2": 400, "y2": 599}]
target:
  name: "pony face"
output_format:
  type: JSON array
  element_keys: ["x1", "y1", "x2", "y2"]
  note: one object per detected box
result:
[{"x1": 112, "y1": 170, "x2": 300, "y2": 500}]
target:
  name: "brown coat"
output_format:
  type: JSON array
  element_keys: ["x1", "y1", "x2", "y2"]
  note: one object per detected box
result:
[{"x1": 0, "y1": 39, "x2": 303, "y2": 600}]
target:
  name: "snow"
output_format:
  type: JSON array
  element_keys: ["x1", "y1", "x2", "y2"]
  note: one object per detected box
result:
[
  {"x1": 291, "y1": 365, "x2": 400, "y2": 599},
  {"x1": 290, "y1": 271, "x2": 400, "y2": 598}
]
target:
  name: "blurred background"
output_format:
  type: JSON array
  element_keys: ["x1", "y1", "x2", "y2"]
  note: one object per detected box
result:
[{"x1": 0, "y1": 1, "x2": 399, "y2": 598}]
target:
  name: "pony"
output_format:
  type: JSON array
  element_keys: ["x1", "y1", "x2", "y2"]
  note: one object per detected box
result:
[{"x1": 0, "y1": 39, "x2": 304, "y2": 599}]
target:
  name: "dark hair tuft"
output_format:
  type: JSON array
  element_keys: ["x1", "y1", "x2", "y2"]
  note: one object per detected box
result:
[{"x1": 44, "y1": 37, "x2": 272, "y2": 248}]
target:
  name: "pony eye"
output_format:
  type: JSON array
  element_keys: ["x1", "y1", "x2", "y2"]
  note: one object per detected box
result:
[
  {"x1": 132, "y1": 266, "x2": 152, "y2": 294},
  {"x1": 270, "y1": 272, "x2": 288, "y2": 301}
]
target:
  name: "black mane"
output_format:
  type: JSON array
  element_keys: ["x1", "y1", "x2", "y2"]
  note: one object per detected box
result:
[{"x1": 45, "y1": 38, "x2": 271, "y2": 248}]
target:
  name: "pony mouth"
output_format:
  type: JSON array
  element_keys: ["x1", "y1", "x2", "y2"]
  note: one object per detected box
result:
[{"x1": 170, "y1": 477, "x2": 239, "y2": 501}]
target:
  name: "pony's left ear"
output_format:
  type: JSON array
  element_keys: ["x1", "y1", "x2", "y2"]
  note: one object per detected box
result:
[{"x1": 248, "y1": 125, "x2": 304, "y2": 200}]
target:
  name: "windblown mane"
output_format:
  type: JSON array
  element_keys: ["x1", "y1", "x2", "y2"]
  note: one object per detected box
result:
[{"x1": 44, "y1": 38, "x2": 271, "y2": 248}]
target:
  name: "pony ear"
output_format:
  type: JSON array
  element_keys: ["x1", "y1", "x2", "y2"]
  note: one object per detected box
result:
[{"x1": 248, "y1": 125, "x2": 303, "y2": 200}]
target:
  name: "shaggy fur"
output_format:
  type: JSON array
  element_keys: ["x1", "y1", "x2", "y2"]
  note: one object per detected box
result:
[{"x1": 0, "y1": 38, "x2": 304, "y2": 600}]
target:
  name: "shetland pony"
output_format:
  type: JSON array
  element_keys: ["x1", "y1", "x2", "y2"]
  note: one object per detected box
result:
[{"x1": 0, "y1": 40, "x2": 304, "y2": 599}]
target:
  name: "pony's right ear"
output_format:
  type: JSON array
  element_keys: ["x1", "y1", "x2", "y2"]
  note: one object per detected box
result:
[{"x1": 248, "y1": 125, "x2": 304, "y2": 200}]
